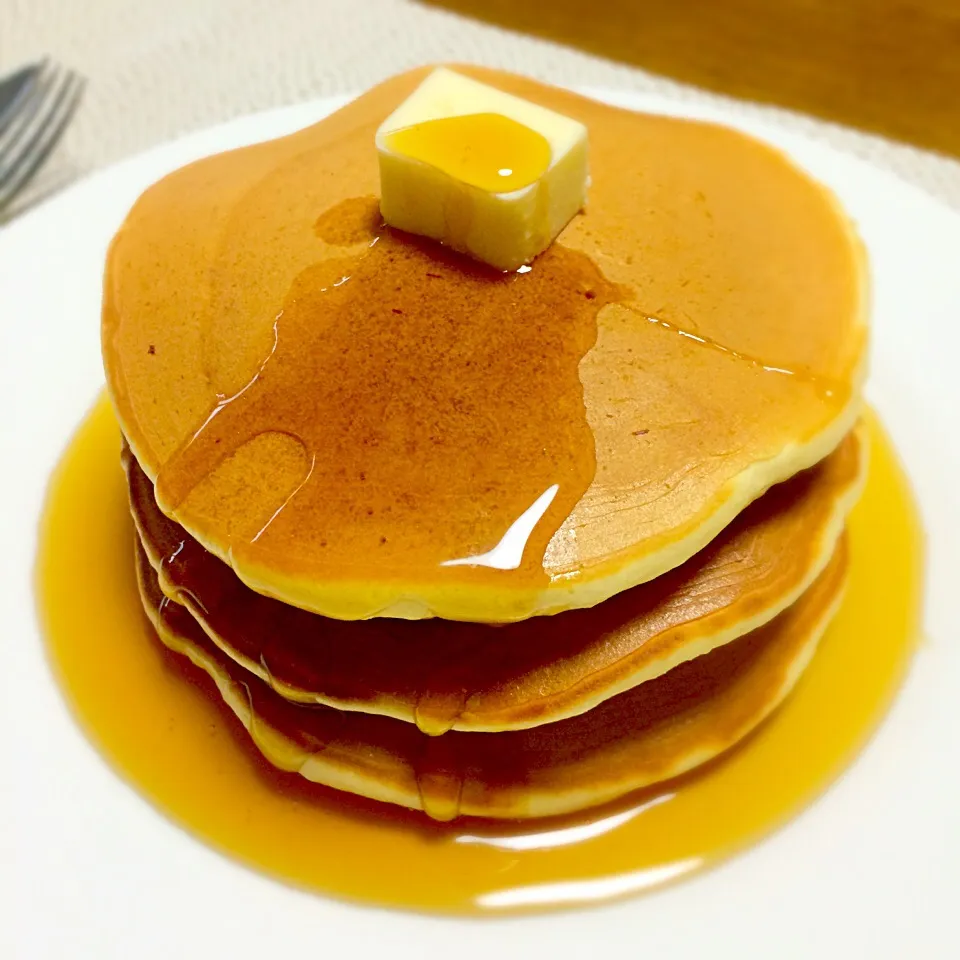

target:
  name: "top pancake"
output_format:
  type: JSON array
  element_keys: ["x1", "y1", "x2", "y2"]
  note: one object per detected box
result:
[{"x1": 102, "y1": 65, "x2": 867, "y2": 622}]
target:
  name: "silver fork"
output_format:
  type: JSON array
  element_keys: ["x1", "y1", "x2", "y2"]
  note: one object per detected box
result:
[{"x1": 0, "y1": 59, "x2": 85, "y2": 216}]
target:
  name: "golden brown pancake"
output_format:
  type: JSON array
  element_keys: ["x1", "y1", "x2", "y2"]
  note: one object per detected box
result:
[
  {"x1": 126, "y1": 423, "x2": 864, "y2": 733},
  {"x1": 104, "y1": 65, "x2": 866, "y2": 622},
  {"x1": 135, "y1": 536, "x2": 849, "y2": 820}
]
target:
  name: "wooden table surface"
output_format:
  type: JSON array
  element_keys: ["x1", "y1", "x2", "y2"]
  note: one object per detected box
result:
[{"x1": 425, "y1": 0, "x2": 960, "y2": 157}]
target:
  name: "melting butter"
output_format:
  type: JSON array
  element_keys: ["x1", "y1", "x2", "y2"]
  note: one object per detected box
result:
[{"x1": 376, "y1": 68, "x2": 588, "y2": 270}]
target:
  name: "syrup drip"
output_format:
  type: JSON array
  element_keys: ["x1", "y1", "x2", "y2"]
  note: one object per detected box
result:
[
  {"x1": 39, "y1": 398, "x2": 923, "y2": 915},
  {"x1": 414, "y1": 687, "x2": 470, "y2": 737},
  {"x1": 156, "y1": 200, "x2": 620, "y2": 592},
  {"x1": 410, "y1": 625, "x2": 491, "y2": 735},
  {"x1": 416, "y1": 734, "x2": 466, "y2": 822}
]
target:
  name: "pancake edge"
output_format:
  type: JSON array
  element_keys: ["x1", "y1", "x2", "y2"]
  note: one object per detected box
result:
[
  {"x1": 129, "y1": 422, "x2": 866, "y2": 732},
  {"x1": 134, "y1": 535, "x2": 849, "y2": 820}
]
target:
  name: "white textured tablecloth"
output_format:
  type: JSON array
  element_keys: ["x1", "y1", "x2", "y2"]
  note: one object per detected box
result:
[{"x1": 2, "y1": 0, "x2": 959, "y2": 212}]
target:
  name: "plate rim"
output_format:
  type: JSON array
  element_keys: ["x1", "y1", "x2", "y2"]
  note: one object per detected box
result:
[{"x1": 4, "y1": 87, "x2": 960, "y2": 960}]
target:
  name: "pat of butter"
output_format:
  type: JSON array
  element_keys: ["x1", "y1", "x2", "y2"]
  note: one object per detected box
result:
[{"x1": 376, "y1": 68, "x2": 588, "y2": 271}]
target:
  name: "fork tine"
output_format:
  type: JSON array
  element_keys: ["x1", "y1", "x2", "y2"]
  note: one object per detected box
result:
[
  {"x1": 0, "y1": 59, "x2": 46, "y2": 136},
  {"x1": 0, "y1": 69, "x2": 83, "y2": 191},
  {"x1": 0, "y1": 61, "x2": 75, "y2": 157},
  {"x1": 0, "y1": 69, "x2": 84, "y2": 211},
  {"x1": 0, "y1": 61, "x2": 57, "y2": 159}
]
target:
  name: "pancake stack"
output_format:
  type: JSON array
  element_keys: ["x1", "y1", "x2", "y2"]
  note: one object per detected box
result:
[{"x1": 102, "y1": 66, "x2": 868, "y2": 821}]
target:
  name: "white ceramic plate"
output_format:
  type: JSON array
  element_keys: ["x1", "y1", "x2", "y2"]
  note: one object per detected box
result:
[{"x1": 3, "y1": 91, "x2": 959, "y2": 960}]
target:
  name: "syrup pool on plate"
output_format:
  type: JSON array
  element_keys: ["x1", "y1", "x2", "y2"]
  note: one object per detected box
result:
[{"x1": 36, "y1": 396, "x2": 922, "y2": 915}]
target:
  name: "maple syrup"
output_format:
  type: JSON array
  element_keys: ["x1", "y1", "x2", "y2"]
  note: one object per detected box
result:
[
  {"x1": 154, "y1": 210, "x2": 615, "y2": 597},
  {"x1": 385, "y1": 113, "x2": 553, "y2": 193},
  {"x1": 37, "y1": 396, "x2": 922, "y2": 914}
]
